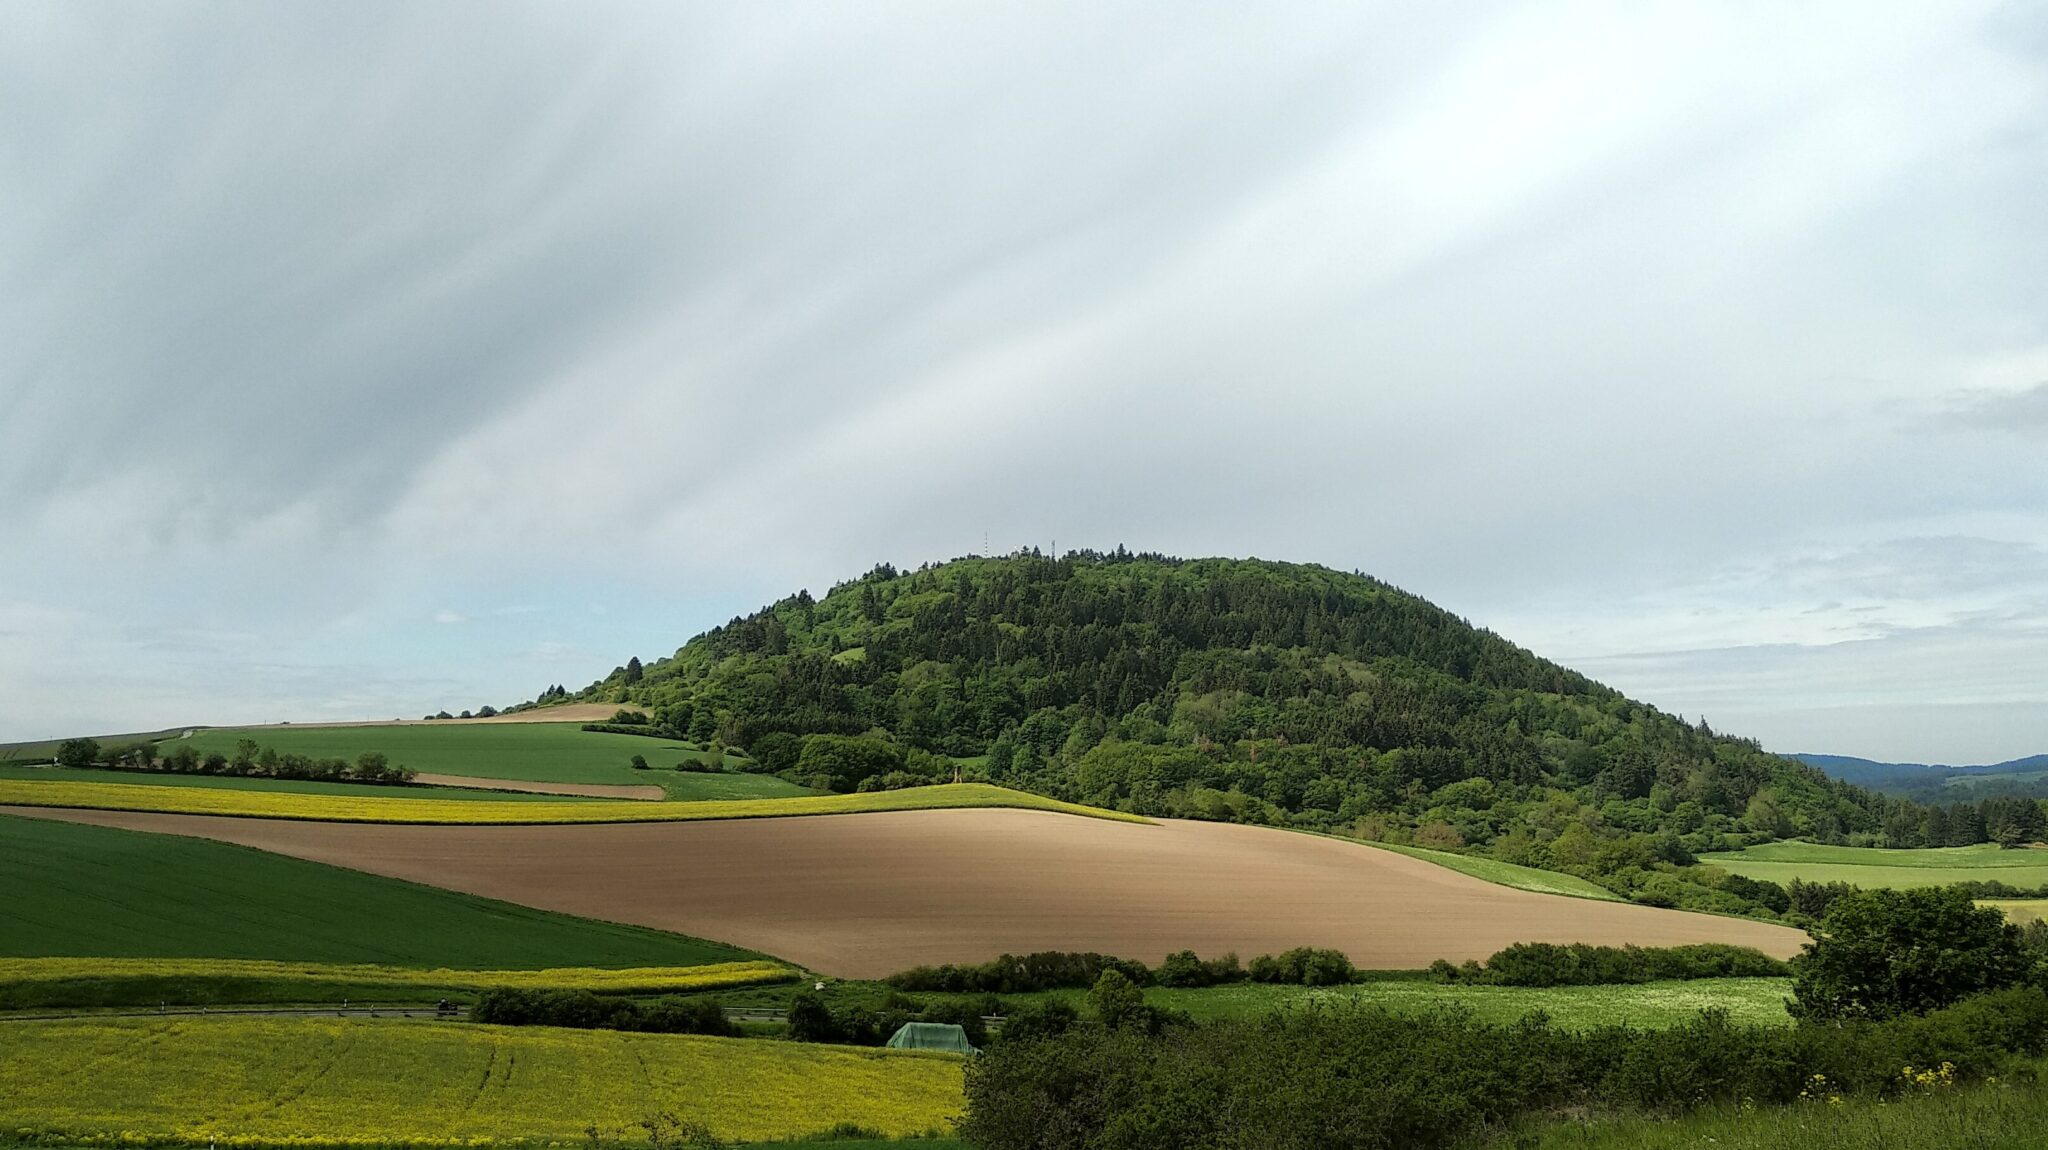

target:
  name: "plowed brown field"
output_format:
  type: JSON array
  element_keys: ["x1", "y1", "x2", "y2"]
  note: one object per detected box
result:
[{"x1": 4, "y1": 806, "x2": 1806, "y2": 977}]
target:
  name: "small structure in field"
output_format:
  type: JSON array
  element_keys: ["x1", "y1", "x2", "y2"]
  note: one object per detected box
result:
[{"x1": 885, "y1": 1022, "x2": 977, "y2": 1054}]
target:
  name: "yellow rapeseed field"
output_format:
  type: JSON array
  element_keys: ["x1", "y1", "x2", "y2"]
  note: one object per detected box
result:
[
  {"x1": 0, "y1": 780, "x2": 1148, "y2": 826},
  {"x1": 0, "y1": 957, "x2": 795, "y2": 994},
  {"x1": 0, "y1": 1016, "x2": 965, "y2": 1146}
]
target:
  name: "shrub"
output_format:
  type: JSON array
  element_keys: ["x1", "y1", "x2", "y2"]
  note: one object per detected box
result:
[
  {"x1": 470, "y1": 988, "x2": 736, "y2": 1036},
  {"x1": 1248, "y1": 947, "x2": 1355, "y2": 986},
  {"x1": 886, "y1": 951, "x2": 1154, "y2": 994},
  {"x1": 959, "y1": 987, "x2": 2048, "y2": 1150},
  {"x1": 1476, "y1": 942, "x2": 1787, "y2": 988},
  {"x1": 1791, "y1": 887, "x2": 2030, "y2": 1020},
  {"x1": 611, "y1": 709, "x2": 649, "y2": 725},
  {"x1": 630, "y1": 755, "x2": 649, "y2": 770}
]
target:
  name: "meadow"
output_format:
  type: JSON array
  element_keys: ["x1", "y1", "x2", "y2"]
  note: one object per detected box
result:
[
  {"x1": 166, "y1": 722, "x2": 810, "y2": 795},
  {"x1": 0, "y1": 1016, "x2": 964, "y2": 1145},
  {"x1": 1987, "y1": 899, "x2": 2048, "y2": 925},
  {"x1": 0, "y1": 779, "x2": 1149, "y2": 825},
  {"x1": 0, "y1": 763, "x2": 582, "y2": 801},
  {"x1": 1702, "y1": 841, "x2": 2048, "y2": 889},
  {"x1": 0, "y1": 812, "x2": 757, "y2": 968},
  {"x1": 1525, "y1": 1071, "x2": 2048, "y2": 1149}
]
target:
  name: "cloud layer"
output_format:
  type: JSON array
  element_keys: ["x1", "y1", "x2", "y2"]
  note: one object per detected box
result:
[{"x1": 4, "y1": 1, "x2": 2047, "y2": 761}]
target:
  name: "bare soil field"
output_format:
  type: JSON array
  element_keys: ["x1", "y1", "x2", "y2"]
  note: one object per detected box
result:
[
  {"x1": 408, "y1": 773, "x2": 665, "y2": 800},
  {"x1": 1, "y1": 807, "x2": 1806, "y2": 977}
]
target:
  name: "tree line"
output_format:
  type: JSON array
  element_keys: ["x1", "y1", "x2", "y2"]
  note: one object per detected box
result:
[{"x1": 55, "y1": 737, "x2": 417, "y2": 785}]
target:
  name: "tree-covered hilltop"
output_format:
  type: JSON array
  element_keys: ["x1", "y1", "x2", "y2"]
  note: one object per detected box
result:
[{"x1": 541, "y1": 552, "x2": 1911, "y2": 919}]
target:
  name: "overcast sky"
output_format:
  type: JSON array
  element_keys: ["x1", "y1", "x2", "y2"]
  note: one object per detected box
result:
[{"x1": 4, "y1": 1, "x2": 2046, "y2": 763}]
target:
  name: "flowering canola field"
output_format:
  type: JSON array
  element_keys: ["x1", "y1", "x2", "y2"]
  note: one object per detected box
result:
[
  {"x1": 0, "y1": 780, "x2": 1145, "y2": 826},
  {"x1": 0, "y1": 957, "x2": 795, "y2": 994},
  {"x1": 1, "y1": 1017, "x2": 965, "y2": 1146}
]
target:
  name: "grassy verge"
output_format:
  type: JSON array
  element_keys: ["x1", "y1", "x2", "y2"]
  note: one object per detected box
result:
[
  {"x1": 0, "y1": 763, "x2": 589, "y2": 801},
  {"x1": 0, "y1": 812, "x2": 761, "y2": 968},
  {"x1": 1523, "y1": 1071, "x2": 2048, "y2": 1149},
  {"x1": 0, "y1": 1016, "x2": 964, "y2": 1145},
  {"x1": 1351, "y1": 839, "x2": 1622, "y2": 901},
  {"x1": 1702, "y1": 841, "x2": 2048, "y2": 890},
  {"x1": 0, "y1": 780, "x2": 1149, "y2": 825}
]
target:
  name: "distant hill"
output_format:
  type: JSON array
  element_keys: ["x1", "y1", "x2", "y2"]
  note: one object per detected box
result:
[
  {"x1": 524, "y1": 551, "x2": 1929, "y2": 921},
  {"x1": 1795, "y1": 752, "x2": 2048, "y2": 800}
]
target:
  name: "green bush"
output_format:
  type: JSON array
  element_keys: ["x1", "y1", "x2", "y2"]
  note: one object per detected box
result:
[
  {"x1": 960, "y1": 987, "x2": 2048, "y2": 1150},
  {"x1": 469, "y1": 988, "x2": 735, "y2": 1036},
  {"x1": 1791, "y1": 887, "x2": 2031, "y2": 1020}
]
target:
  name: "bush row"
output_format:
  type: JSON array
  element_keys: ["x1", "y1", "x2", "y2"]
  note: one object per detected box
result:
[
  {"x1": 960, "y1": 987, "x2": 2048, "y2": 1150},
  {"x1": 469, "y1": 988, "x2": 736, "y2": 1036},
  {"x1": 56, "y1": 738, "x2": 416, "y2": 785},
  {"x1": 1430, "y1": 942, "x2": 1788, "y2": 987}
]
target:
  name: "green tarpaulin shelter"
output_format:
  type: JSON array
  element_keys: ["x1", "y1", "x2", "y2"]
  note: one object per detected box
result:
[{"x1": 885, "y1": 1022, "x2": 977, "y2": 1053}]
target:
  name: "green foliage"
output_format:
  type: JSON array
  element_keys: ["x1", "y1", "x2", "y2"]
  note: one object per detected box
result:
[
  {"x1": 1454, "y1": 942, "x2": 1789, "y2": 987},
  {"x1": 1087, "y1": 969, "x2": 1145, "y2": 1028},
  {"x1": 55, "y1": 737, "x2": 99, "y2": 769},
  {"x1": 1790, "y1": 887, "x2": 2033, "y2": 1020},
  {"x1": 887, "y1": 951, "x2": 1155, "y2": 994},
  {"x1": 1247, "y1": 946, "x2": 1355, "y2": 986},
  {"x1": 547, "y1": 553, "x2": 1899, "y2": 915},
  {"x1": 0, "y1": 812, "x2": 759, "y2": 967},
  {"x1": 960, "y1": 987, "x2": 2048, "y2": 1150},
  {"x1": 470, "y1": 988, "x2": 738, "y2": 1036}
]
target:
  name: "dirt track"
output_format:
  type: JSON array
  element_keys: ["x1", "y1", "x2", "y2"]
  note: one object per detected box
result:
[
  {"x1": 409, "y1": 774, "x2": 665, "y2": 800},
  {"x1": 5, "y1": 807, "x2": 1808, "y2": 977}
]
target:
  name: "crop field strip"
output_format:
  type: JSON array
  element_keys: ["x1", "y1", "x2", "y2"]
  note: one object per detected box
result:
[
  {"x1": 0, "y1": 957, "x2": 794, "y2": 994},
  {"x1": 12, "y1": 805, "x2": 1807, "y2": 977},
  {"x1": 0, "y1": 1016, "x2": 965, "y2": 1145},
  {"x1": 0, "y1": 779, "x2": 1148, "y2": 824},
  {"x1": 0, "y1": 812, "x2": 759, "y2": 969},
  {"x1": 0, "y1": 763, "x2": 595, "y2": 801},
  {"x1": 1703, "y1": 841, "x2": 2048, "y2": 890}
]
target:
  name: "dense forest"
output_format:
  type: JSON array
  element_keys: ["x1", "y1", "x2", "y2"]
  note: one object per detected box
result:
[{"x1": 524, "y1": 552, "x2": 2038, "y2": 921}]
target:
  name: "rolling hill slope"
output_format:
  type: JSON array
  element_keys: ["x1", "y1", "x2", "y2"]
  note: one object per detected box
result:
[{"x1": 533, "y1": 552, "x2": 1911, "y2": 920}]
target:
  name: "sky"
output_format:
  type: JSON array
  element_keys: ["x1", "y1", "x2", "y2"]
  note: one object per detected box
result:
[{"x1": 3, "y1": 1, "x2": 2046, "y2": 763}]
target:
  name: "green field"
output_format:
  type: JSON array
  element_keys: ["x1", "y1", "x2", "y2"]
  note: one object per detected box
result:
[
  {"x1": 1357, "y1": 839, "x2": 1623, "y2": 900},
  {"x1": 726, "y1": 976, "x2": 1794, "y2": 1033},
  {"x1": 0, "y1": 762, "x2": 586, "y2": 801},
  {"x1": 0, "y1": 1016, "x2": 964, "y2": 1145},
  {"x1": 167, "y1": 723, "x2": 808, "y2": 796},
  {"x1": 0, "y1": 812, "x2": 758, "y2": 968},
  {"x1": 1702, "y1": 841, "x2": 2048, "y2": 890},
  {"x1": 1987, "y1": 899, "x2": 2048, "y2": 925}
]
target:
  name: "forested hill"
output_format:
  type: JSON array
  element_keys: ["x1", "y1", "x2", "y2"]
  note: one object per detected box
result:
[{"x1": 542, "y1": 552, "x2": 1912, "y2": 920}]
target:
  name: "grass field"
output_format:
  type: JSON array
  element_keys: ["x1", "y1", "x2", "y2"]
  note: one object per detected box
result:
[
  {"x1": 723, "y1": 974, "x2": 1794, "y2": 1031},
  {"x1": 1987, "y1": 899, "x2": 2048, "y2": 925},
  {"x1": 1702, "y1": 841, "x2": 2048, "y2": 890},
  {"x1": 0, "y1": 1016, "x2": 964, "y2": 1145},
  {"x1": 0, "y1": 780, "x2": 1149, "y2": 825},
  {"x1": 1357, "y1": 839, "x2": 1623, "y2": 901},
  {"x1": 0, "y1": 763, "x2": 586, "y2": 801},
  {"x1": 166, "y1": 723, "x2": 787, "y2": 791},
  {"x1": 0, "y1": 812, "x2": 759, "y2": 967}
]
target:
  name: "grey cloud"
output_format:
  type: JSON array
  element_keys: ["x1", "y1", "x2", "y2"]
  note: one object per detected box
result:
[
  {"x1": 5, "y1": 1, "x2": 2048, "y2": 755},
  {"x1": 1937, "y1": 382, "x2": 2048, "y2": 434}
]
